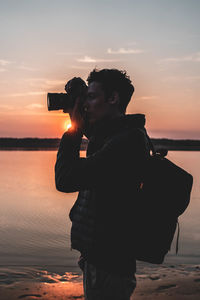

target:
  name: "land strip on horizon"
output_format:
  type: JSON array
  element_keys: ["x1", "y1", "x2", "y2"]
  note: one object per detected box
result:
[{"x1": 0, "y1": 138, "x2": 200, "y2": 151}]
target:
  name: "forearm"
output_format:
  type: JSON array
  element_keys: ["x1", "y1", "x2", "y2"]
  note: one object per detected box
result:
[
  {"x1": 55, "y1": 128, "x2": 149, "y2": 193},
  {"x1": 55, "y1": 129, "x2": 83, "y2": 192}
]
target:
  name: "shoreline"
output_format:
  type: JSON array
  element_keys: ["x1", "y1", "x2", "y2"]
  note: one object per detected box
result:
[
  {"x1": 1, "y1": 263, "x2": 200, "y2": 300},
  {"x1": 1, "y1": 147, "x2": 200, "y2": 151},
  {"x1": 1, "y1": 137, "x2": 200, "y2": 151}
]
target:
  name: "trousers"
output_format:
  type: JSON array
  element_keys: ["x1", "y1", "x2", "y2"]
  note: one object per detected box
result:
[{"x1": 82, "y1": 260, "x2": 136, "y2": 300}]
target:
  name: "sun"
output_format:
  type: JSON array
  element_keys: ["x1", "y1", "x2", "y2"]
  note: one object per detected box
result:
[
  {"x1": 64, "y1": 120, "x2": 72, "y2": 131},
  {"x1": 67, "y1": 123, "x2": 72, "y2": 130}
]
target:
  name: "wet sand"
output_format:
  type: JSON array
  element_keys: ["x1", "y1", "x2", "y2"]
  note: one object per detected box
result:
[{"x1": 0, "y1": 264, "x2": 200, "y2": 300}]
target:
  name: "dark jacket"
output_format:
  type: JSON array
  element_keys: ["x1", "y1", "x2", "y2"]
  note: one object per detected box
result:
[{"x1": 55, "y1": 114, "x2": 150, "y2": 276}]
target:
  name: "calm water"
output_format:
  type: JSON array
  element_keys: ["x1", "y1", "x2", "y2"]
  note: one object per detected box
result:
[{"x1": 0, "y1": 150, "x2": 199, "y2": 267}]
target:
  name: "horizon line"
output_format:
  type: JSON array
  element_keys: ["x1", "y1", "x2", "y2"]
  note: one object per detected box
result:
[{"x1": 0, "y1": 137, "x2": 200, "y2": 141}]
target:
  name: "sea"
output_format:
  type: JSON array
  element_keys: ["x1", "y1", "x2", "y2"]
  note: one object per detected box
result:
[{"x1": 0, "y1": 150, "x2": 199, "y2": 269}]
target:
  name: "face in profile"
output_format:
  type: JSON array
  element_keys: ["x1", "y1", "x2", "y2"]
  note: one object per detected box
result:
[{"x1": 83, "y1": 81, "x2": 115, "y2": 126}]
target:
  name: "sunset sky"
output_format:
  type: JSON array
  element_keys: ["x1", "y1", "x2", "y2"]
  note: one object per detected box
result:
[{"x1": 0, "y1": 0, "x2": 200, "y2": 139}]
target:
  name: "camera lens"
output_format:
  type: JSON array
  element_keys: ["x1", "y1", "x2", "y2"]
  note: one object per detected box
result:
[{"x1": 47, "y1": 93, "x2": 69, "y2": 111}]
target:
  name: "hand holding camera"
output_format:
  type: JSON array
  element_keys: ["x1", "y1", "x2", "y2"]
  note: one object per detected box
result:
[{"x1": 47, "y1": 77, "x2": 88, "y2": 132}]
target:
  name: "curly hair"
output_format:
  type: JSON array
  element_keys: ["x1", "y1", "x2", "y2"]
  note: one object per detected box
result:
[{"x1": 87, "y1": 68, "x2": 134, "y2": 113}]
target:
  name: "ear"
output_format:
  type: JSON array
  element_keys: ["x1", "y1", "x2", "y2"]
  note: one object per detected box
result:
[{"x1": 108, "y1": 91, "x2": 119, "y2": 105}]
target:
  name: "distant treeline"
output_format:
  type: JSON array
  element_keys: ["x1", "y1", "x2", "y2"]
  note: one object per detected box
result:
[
  {"x1": 151, "y1": 138, "x2": 200, "y2": 151},
  {"x1": 0, "y1": 138, "x2": 87, "y2": 151},
  {"x1": 0, "y1": 137, "x2": 200, "y2": 151}
]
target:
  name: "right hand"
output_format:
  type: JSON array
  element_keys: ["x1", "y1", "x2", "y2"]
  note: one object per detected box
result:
[{"x1": 68, "y1": 96, "x2": 85, "y2": 133}]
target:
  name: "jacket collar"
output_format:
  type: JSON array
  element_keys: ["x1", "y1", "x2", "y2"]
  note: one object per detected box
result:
[{"x1": 90, "y1": 114, "x2": 146, "y2": 140}]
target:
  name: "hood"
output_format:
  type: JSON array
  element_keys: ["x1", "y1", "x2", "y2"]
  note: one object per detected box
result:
[{"x1": 120, "y1": 114, "x2": 146, "y2": 129}]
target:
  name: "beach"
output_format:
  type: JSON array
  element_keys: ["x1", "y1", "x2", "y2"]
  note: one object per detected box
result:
[{"x1": 1, "y1": 263, "x2": 200, "y2": 300}]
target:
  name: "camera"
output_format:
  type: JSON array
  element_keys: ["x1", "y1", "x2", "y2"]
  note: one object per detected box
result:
[{"x1": 47, "y1": 77, "x2": 87, "y2": 112}]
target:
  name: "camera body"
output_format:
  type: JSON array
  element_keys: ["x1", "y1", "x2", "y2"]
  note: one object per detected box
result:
[{"x1": 47, "y1": 77, "x2": 87, "y2": 112}]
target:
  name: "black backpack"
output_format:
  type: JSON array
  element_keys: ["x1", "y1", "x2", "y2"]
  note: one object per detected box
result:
[{"x1": 135, "y1": 134, "x2": 193, "y2": 264}]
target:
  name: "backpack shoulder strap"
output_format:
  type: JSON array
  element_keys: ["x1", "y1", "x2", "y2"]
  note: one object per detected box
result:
[
  {"x1": 144, "y1": 131, "x2": 156, "y2": 156},
  {"x1": 176, "y1": 220, "x2": 180, "y2": 254},
  {"x1": 145, "y1": 132, "x2": 169, "y2": 158}
]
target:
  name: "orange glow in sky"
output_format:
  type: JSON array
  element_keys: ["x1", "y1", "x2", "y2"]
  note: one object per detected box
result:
[{"x1": 0, "y1": 1, "x2": 200, "y2": 139}]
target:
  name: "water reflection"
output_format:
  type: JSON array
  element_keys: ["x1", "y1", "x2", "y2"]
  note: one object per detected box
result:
[{"x1": 0, "y1": 151, "x2": 199, "y2": 265}]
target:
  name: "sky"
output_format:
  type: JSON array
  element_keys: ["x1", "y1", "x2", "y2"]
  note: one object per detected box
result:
[{"x1": 0, "y1": 0, "x2": 200, "y2": 139}]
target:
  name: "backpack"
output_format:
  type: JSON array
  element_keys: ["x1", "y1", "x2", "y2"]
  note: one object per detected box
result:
[{"x1": 135, "y1": 134, "x2": 193, "y2": 264}]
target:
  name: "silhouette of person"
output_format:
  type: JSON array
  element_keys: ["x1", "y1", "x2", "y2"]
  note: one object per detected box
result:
[{"x1": 55, "y1": 69, "x2": 149, "y2": 300}]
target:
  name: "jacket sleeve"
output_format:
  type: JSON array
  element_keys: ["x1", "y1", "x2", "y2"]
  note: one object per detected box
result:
[{"x1": 55, "y1": 128, "x2": 149, "y2": 193}]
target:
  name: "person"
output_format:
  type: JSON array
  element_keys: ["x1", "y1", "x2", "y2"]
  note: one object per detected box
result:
[{"x1": 55, "y1": 68, "x2": 150, "y2": 300}]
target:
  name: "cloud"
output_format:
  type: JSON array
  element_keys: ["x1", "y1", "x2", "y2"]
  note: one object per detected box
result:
[
  {"x1": 0, "y1": 103, "x2": 46, "y2": 115},
  {"x1": 0, "y1": 59, "x2": 12, "y2": 66},
  {"x1": 0, "y1": 60, "x2": 38, "y2": 72},
  {"x1": 126, "y1": 42, "x2": 139, "y2": 46},
  {"x1": 25, "y1": 78, "x2": 66, "y2": 92},
  {"x1": 77, "y1": 56, "x2": 118, "y2": 63},
  {"x1": 6, "y1": 91, "x2": 46, "y2": 97},
  {"x1": 0, "y1": 104, "x2": 14, "y2": 110},
  {"x1": 77, "y1": 56, "x2": 97, "y2": 63},
  {"x1": 159, "y1": 52, "x2": 200, "y2": 64},
  {"x1": 162, "y1": 75, "x2": 200, "y2": 82},
  {"x1": 70, "y1": 65, "x2": 90, "y2": 70},
  {"x1": 25, "y1": 78, "x2": 66, "y2": 89},
  {"x1": 56, "y1": 52, "x2": 82, "y2": 55},
  {"x1": 42, "y1": 80, "x2": 66, "y2": 86},
  {"x1": 28, "y1": 91, "x2": 46, "y2": 96},
  {"x1": 137, "y1": 96, "x2": 158, "y2": 100},
  {"x1": 107, "y1": 48, "x2": 144, "y2": 54},
  {"x1": 26, "y1": 103, "x2": 44, "y2": 109},
  {"x1": 0, "y1": 59, "x2": 12, "y2": 72},
  {"x1": 18, "y1": 65, "x2": 38, "y2": 71},
  {"x1": 160, "y1": 56, "x2": 193, "y2": 63}
]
